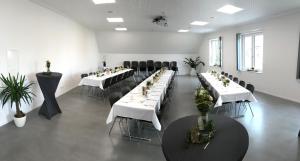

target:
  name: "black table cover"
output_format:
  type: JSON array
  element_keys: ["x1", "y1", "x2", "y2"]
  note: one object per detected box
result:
[
  {"x1": 36, "y1": 72, "x2": 62, "y2": 120},
  {"x1": 162, "y1": 115, "x2": 249, "y2": 161}
]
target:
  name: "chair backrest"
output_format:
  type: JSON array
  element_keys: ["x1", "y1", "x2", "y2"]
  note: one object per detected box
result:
[
  {"x1": 147, "y1": 60, "x2": 154, "y2": 71},
  {"x1": 139, "y1": 61, "x2": 147, "y2": 72},
  {"x1": 170, "y1": 61, "x2": 177, "y2": 67},
  {"x1": 239, "y1": 80, "x2": 246, "y2": 87},
  {"x1": 111, "y1": 75, "x2": 119, "y2": 85},
  {"x1": 109, "y1": 92, "x2": 123, "y2": 107},
  {"x1": 121, "y1": 86, "x2": 131, "y2": 95},
  {"x1": 228, "y1": 75, "x2": 233, "y2": 80},
  {"x1": 123, "y1": 71, "x2": 129, "y2": 79},
  {"x1": 162, "y1": 61, "x2": 170, "y2": 69},
  {"x1": 103, "y1": 77, "x2": 112, "y2": 89},
  {"x1": 170, "y1": 61, "x2": 178, "y2": 71},
  {"x1": 117, "y1": 73, "x2": 123, "y2": 82},
  {"x1": 81, "y1": 73, "x2": 88, "y2": 79},
  {"x1": 131, "y1": 61, "x2": 139, "y2": 71},
  {"x1": 155, "y1": 61, "x2": 162, "y2": 70},
  {"x1": 233, "y1": 77, "x2": 239, "y2": 83},
  {"x1": 123, "y1": 61, "x2": 131, "y2": 68},
  {"x1": 246, "y1": 84, "x2": 255, "y2": 93},
  {"x1": 221, "y1": 71, "x2": 225, "y2": 75},
  {"x1": 224, "y1": 73, "x2": 228, "y2": 77}
]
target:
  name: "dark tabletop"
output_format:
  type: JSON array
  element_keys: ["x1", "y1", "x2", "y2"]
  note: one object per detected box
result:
[
  {"x1": 162, "y1": 115, "x2": 249, "y2": 161},
  {"x1": 36, "y1": 72, "x2": 62, "y2": 78}
]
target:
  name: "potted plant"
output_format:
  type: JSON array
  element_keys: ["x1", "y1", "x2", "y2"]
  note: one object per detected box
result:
[
  {"x1": 195, "y1": 87, "x2": 214, "y2": 130},
  {"x1": 184, "y1": 57, "x2": 205, "y2": 76},
  {"x1": 0, "y1": 74, "x2": 35, "y2": 127}
]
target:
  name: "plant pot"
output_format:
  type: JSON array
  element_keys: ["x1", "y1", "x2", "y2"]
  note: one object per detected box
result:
[
  {"x1": 13, "y1": 115, "x2": 26, "y2": 127},
  {"x1": 190, "y1": 68, "x2": 196, "y2": 76}
]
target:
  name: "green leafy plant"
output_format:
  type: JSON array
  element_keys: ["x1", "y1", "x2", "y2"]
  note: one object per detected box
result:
[
  {"x1": 184, "y1": 57, "x2": 205, "y2": 69},
  {"x1": 0, "y1": 74, "x2": 35, "y2": 118},
  {"x1": 195, "y1": 87, "x2": 214, "y2": 114}
]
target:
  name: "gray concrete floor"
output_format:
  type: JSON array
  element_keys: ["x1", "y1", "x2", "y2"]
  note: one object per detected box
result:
[{"x1": 0, "y1": 76, "x2": 300, "y2": 161}]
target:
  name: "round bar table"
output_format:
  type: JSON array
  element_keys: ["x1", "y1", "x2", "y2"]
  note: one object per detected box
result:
[
  {"x1": 36, "y1": 72, "x2": 62, "y2": 120},
  {"x1": 162, "y1": 115, "x2": 249, "y2": 161}
]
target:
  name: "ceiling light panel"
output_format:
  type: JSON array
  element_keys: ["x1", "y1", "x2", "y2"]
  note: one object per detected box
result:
[
  {"x1": 190, "y1": 21, "x2": 209, "y2": 26},
  {"x1": 178, "y1": 29, "x2": 189, "y2": 33},
  {"x1": 217, "y1": 4, "x2": 243, "y2": 14},
  {"x1": 107, "y1": 17, "x2": 124, "y2": 22},
  {"x1": 115, "y1": 28, "x2": 127, "y2": 31},
  {"x1": 92, "y1": 0, "x2": 116, "y2": 4}
]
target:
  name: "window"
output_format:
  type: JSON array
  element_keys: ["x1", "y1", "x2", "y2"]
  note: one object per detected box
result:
[
  {"x1": 237, "y1": 32, "x2": 264, "y2": 72},
  {"x1": 209, "y1": 37, "x2": 222, "y2": 67}
]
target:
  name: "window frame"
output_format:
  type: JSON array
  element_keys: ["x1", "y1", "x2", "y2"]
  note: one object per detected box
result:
[
  {"x1": 209, "y1": 37, "x2": 223, "y2": 67},
  {"x1": 238, "y1": 31, "x2": 263, "y2": 73}
]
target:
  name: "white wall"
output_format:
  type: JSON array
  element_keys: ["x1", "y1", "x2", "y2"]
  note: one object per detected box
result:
[
  {"x1": 97, "y1": 31, "x2": 203, "y2": 75},
  {"x1": 0, "y1": 0, "x2": 100, "y2": 126},
  {"x1": 199, "y1": 12, "x2": 300, "y2": 103}
]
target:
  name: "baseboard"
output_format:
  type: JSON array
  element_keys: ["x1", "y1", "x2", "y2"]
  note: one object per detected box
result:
[{"x1": 255, "y1": 89, "x2": 300, "y2": 104}]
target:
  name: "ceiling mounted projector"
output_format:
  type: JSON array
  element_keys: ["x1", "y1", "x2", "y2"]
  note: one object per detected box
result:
[{"x1": 152, "y1": 15, "x2": 168, "y2": 27}]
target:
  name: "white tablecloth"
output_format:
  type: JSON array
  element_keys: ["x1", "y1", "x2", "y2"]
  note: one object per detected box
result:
[
  {"x1": 106, "y1": 70, "x2": 175, "y2": 131},
  {"x1": 201, "y1": 73, "x2": 257, "y2": 107},
  {"x1": 78, "y1": 69, "x2": 132, "y2": 90}
]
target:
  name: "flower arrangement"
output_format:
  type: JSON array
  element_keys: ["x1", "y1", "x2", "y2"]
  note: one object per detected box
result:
[
  {"x1": 186, "y1": 88, "x2": 216, "y2": 144},
  {"x1": 146, "y1": 81, "x2": 153, "y2": 89},
  {"x1": 222, "y1": 79, "x2": 230, "y2": 87},
  {"x1": 195, "y1": 88, "x2": 214, "y2": 115}
]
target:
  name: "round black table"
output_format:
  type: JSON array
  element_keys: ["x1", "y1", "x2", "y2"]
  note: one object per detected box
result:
[
  {"x1": 162, "y1": 115, "x2": 249, "y2": 161},
  {"x1": 36, "y1": 72, "x2": 62, "y2": 120}
]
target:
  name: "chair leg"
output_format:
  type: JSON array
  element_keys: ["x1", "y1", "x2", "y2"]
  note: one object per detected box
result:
[
  {"x1": 109, "y1": 117, "x2": 117, "y2": 135},
  {"x1": 126, "y1": 118, "x2": 131, "y2": 141},
  {"x1": 247, "y1": 102, "x2": 254, "y2": 117}
]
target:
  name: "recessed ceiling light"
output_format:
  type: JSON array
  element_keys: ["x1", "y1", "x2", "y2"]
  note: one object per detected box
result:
[
  {"x1": 178, "y1": 29, "x2": 189, "y2": 33},
  {"x1": 107, "y1": 17, "x2": 124, "y2": 23},
  {"x1": 115, "y1": 27, "x2": 127, "y2": 31},
  {"x1": 217, "y1": 4, "x2": 243, "y2": 14},
  {"x1": 92, "y1": 0, "x2": 115, "y2": 5},
  {"x1": 190, "y1": 21, "x2": 209, "y2": 26}
]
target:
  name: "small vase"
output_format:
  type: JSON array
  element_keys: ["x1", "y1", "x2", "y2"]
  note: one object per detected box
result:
[
  {"x1": 198, "y1": 115, "x2": 204, "y2": 130},
  {"x1": 190, "y1": 68, "x2": 196, "y2": 76}
]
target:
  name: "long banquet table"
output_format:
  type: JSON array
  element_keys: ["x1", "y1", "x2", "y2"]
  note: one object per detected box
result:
[
  {"x1": 78, "y1": 69, "x2": 132, "y2": 90},
  {"x1": 201, "y1": 73, "x2": 257, "y2": 107},
  {"x1": 106, "y1": 70, "x2": 175, "y2": 131}
]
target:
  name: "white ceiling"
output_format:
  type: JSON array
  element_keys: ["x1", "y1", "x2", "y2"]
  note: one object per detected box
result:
[{"x1": 30, "y1": 0, "x2": 300, "y2": 33}]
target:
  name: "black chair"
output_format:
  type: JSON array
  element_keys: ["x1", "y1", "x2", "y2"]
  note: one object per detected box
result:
[
  {"x1": 221, "y1": 71, "x2": 225, "y2": 75},
  {"x1": 123, "y1": 61, "x2": 131, "y2": 68},
  {"x1": 162, "y1": 61, "x2": 170, "y2": 69},
  {"x1": 228, "y1": 75, "x2": 233, "y2": 80},
  {"x1": 108, "y1": 92, "x2": 124, "y2": 135},
  {"x1": 110, "y1": 75, "x2": 119, "y2": 86},
  {"x1": 122, "y1": 72, "x2": 128, "y2": 80},
  {"x1": 118, "y1": 72, "x2": 124, "y2": 80},
  {"x1": 224, "y1": 73, "x2": 228, "y2": 77},
  {"x1": 131, "y1": 61, "x2": 139, "y2": 73},
  {"x1": 121, "y1": 86, "x2": 131, "y2": 95},
  {"x1": 89, "y1": 72, "x2": 93, "y2": 76},
  {"x1": 139, "y1": 61, "x2": 147, "y2": 73},
  {"x1": 147, "y1": 60, "x2": 155, "y2": 73},
  {"x1": 81, "y1": 73, "x2": 88, "y2": 79},
  {"x1": 233, "y1": 77, "x2": 239, "y2": 83},
  {"x1": 155, "y1": 61, "x2": 162, "y2": 71},
  {"x1": 239, "y1": 80, "x2": 246, "y2": 87},
  {"x1": 245, "y1": 84, "x2": 255, "y2": 117},
  {"x1": 170, "y1": 61, "x2": 178, "y2": 73}
]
